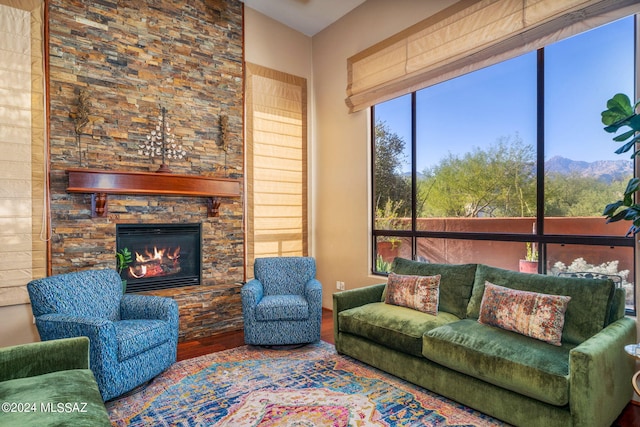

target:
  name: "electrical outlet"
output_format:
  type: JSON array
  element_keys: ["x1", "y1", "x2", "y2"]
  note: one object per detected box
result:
[{"x1": 336, "y1": 281, "x2": 345, "y2": 290}]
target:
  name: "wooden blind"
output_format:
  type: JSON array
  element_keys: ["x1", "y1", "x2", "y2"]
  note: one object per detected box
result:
[
  {"x1": 245, "y1": 63, "x2": 308, "y2": 277},
  {"x1": 0, "y1": 0, "x2": 46, "y2": 306},
  {"x1": 346, "y1": 0, "x2": 640, "y2": 112}
]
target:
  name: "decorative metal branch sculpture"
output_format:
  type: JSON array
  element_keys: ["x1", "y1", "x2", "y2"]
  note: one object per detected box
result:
[
  {"x1": 70, "y1": 89, "x2": 91, "y2": 166},
  {"x1": 219, "y1": 114, "x2": 229, "y2": 152},
  {"x1": 139, "y1": 106, "x2": 186, "y2": 173}
]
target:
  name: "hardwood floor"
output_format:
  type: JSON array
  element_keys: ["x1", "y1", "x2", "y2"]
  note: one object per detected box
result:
[
  {"x1": 177, "y1": 309, "x2": 335, "y2": 361},
  {"x1": 177, "y1": 308, "x2": 638, "y2": 427}
]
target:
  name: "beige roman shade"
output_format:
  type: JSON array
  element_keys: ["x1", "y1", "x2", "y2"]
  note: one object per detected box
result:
[
  {"x1": 0, "y1": 0, "x2": 46, "y2": 306},
  {"x1": 245, "y1": 63, "x2": 308, "y2": 277},
  {"x1": 346, "y1": 0, "x2": 640, "y2": 113}
]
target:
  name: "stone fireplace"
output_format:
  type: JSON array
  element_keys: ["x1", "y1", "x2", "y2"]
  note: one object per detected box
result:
[{"x1": 46, "y1": 0, "x2": 245, "y2": 342}]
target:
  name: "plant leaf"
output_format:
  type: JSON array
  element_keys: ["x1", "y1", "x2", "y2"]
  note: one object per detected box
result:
[
  {"x1": 603, "y1": 200, "x2": 624, "y2": 217},
  {"x1": 614, "y1": 139, "x2": 637, "y2": 154},
  {"x1": 607, "y1": 209, "x2": 629, "y2": 223},
  {"x1": 607, "y1": 93, "x2": 633, "y2": 115},
  {"x1": 628, "y1": 114, "x2": 640, "y2": 131},
  {"x1": 613, "y1": 129, "x2": 636, "y2": 142},
  {"x1": 623, "y1": 177, "x2": 640, "y2": 195},
  {"x1": 603, "y1": 122, "x2": 623, "y2": 133}
]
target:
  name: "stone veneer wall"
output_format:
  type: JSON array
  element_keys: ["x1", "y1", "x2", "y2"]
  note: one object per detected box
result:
[{"x1": 47, "y1": 0, "x2": 244, "y2": 341}]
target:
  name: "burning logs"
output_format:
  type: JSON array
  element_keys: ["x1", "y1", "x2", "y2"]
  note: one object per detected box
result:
[{"x1": 127, "y1": 246, "x2": 181, "y2": 279}]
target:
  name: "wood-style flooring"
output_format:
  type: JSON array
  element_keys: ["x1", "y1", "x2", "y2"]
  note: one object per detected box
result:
[{"x1": 176, "y1": 308, "x2": 639, "y2": 427}]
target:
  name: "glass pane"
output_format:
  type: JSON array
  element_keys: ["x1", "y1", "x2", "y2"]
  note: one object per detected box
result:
[
  {"x1": 375, "y1": 236, "x2": 411, "y2": 273},
  {"x1": 415, "y1": 52, "x2": 537, "y2": 231},
  {"x1": 416, "y1": 238, "x2": 534, "y2": 272},
  {"x1": 547, "y1": 244, "x2": 635, "y2": 313},
  {"x1": 373, "y1": 94, "x2": 411, "y2": 231},
  {"x1": 544, "y1": 17, "x2": 634, "y2": 235}
]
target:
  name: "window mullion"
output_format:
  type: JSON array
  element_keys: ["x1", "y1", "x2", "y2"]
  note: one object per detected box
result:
[
  {"x1": 411, "y1": 92, "x2": 418, "y2": 260},
  {"x1": 536, "y1": 48, "x2": 545, "y2": 272}
]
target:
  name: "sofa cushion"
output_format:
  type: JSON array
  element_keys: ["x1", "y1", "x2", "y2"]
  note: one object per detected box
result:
[
  {"x1": 114, "y1": 319, "x2": 172, "y2": 361},
  {"x1": 385, "y1": 273, "x2": 440, "y2": 315},
  {"x1": 0, "y1": 369, "x2": 111, "y2": 426},
  {"x1": 479, "y1": 282, "x2": 571, "y2": 346},
  {"x1": 255, "y1": 295, "x2": 309, "y2": 321},
  {"x1": 339, "y1": 302, "x2": 460, "y2": 357},
  {"x1": 467, "y1": 264, "x2": 614, "y2": 345},
  {"x1": 422, "y1": 319, "x2": 574, "y2": 406},
  {"x1": 390, "y1": 258, "x2": 477, "y2": 319}
]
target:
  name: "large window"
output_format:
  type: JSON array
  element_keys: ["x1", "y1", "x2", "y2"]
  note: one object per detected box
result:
[{"x1": 372, "y1": 17, "x2": 636, "y2": 313}]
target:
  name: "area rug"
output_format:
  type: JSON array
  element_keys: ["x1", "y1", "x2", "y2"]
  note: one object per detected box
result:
[{"x1": 106, "y1": 341, "x2": 508, "y2": 426}]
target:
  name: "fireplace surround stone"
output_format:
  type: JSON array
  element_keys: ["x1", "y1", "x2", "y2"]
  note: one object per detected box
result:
[{"x1": 46, "y1": 0, "x2": 245, "y2": 342}]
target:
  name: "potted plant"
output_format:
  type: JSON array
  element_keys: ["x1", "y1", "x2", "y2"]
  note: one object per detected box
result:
[
  {"x1": 115, "y1": 247, "x2": 132, "y2": 293},
  {"x1": 601, "y1": 93, "x2": 640, "y2": 235},
  {"x1": 519, "y1": 242, "x2": 539, "y2": 273},
  {"x1": 376, "y1": 254, "x2": 392, "y2": 273},
  {"x1": 375, "y1": 199, "x2": 404, "y2": 262}
]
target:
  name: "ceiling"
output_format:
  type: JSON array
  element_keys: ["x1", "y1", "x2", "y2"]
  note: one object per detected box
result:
[{"x1": 239, "y1": 0, "x2": 367, "y2": 36}]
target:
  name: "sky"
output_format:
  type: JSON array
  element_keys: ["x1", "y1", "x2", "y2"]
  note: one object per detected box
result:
[{"x1": 375, "y1": 16, "x2": 635, "y2": 174}]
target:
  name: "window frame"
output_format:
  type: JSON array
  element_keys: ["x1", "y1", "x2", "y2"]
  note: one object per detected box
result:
[{"x1": 371, "y1": 19, "x2": 637, "y2": 315}]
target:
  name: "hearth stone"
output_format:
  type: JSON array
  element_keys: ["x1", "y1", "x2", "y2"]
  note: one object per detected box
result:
[{"x1": 141, "y1": 282, "x2": 243, "y2": 342}]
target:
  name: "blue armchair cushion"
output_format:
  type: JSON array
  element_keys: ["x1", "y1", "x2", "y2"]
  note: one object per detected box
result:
[
  {"x1": 114, "y1": 320, "x2": 172, "y2": 361},
  {"x1": 29, "y1": 270, "x2": 122, "y2": 321},
  {"x1": 255, "y1": 295, "x2": 309, "y2": 321},
  {"x1": 255, "y1": 257, "x2": 316, "y2": 296}
]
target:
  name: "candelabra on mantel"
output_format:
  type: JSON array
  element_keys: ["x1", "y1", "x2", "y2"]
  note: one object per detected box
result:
[{"x1": 139, "y1": 106, "x2": 187, "y2": 173}]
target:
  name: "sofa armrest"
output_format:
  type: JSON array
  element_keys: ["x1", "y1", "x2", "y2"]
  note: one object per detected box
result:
[
  {"x1": 332, "y1": 283, "x2": 386, "y2": 342},
  {"x1": 569, "y1": 316, "x2": 637, "y2": 427},
  {"x1": 0, "y1": 337, "x2": 90, "y2": 382}
]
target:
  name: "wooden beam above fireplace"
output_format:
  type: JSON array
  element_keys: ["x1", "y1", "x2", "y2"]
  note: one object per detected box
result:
[{"x1": 66, "y1": 168, "x2": 241, "y2": 218}]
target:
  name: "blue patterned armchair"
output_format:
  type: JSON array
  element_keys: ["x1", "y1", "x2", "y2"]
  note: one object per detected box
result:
[
  {"x1": 242, "y1": 257, "x2": 322, "y2": 346},
  {"x1": 27, "y1": 269, "x2": 179, "y2": 401}
]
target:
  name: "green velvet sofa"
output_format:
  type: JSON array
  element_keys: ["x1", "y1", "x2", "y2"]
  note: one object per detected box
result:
[
  {"x1": 333, "y1": 258, "x2": 637, "y2": 427},
  {"x1": 0, "y1": 337, "x2": 111, "y2": 426}
]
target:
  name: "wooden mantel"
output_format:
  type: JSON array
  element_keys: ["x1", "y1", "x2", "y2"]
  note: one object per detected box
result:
[{"x1": 66, "y1": 168, "x2": 241, "y2": 217}]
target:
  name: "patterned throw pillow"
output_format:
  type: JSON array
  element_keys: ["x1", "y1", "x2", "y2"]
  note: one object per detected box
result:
[
  {"x1": 478, "y1": 281, "x2": 571, "y2": 346},
  {"x1": 384, "y1": 273, "x2": 441, "y2": 315}
]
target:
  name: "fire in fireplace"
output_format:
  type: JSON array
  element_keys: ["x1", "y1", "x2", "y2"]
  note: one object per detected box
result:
[{"x1": 116, "y1": 223, "x2": 201, "y2": 292}]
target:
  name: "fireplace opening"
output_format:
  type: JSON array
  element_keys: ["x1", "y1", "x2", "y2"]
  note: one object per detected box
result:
[{"x1": 116, "y1": 223, "x2": 201, "y2": 293}]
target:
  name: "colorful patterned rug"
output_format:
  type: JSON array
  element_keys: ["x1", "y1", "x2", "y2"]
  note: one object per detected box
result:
[{"x1": 106, "y1": 341, "x2": 508, "y2": 426}]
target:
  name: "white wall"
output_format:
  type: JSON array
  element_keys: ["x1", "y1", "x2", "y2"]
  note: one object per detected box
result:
[
  {"x1": 244, "y1": 1, "x2": 459, "y2": 309},
  {"x1": 244, "y1": 7, "x2": 312, "y2": 79},
  {"x1": 0, "y1": 304, "x2": 39, "y2": 346},
  {"x1": 311, "y1": 0, "x2": 458, "y2": 308}
]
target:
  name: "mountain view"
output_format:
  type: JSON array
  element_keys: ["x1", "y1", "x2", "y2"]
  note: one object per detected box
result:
[{"x1": 545, "y1": 156, "x2": 632, "y2": 183}]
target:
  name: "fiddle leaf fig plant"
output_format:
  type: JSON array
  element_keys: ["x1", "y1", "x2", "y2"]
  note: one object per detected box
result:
[{"x1": 601, "y1": 93, "x2": 640, "y2": 236}]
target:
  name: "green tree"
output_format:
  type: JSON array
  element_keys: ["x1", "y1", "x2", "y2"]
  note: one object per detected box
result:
[
  {"x1": 418, "y1": 135, "x2": 536, "y2": 217},
  {"x1": 546, "y1": 173, "x2": 632, "y2": 217},
  {"x1": 374, "y1": 121, "x2": 411, "y2": 217}
]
